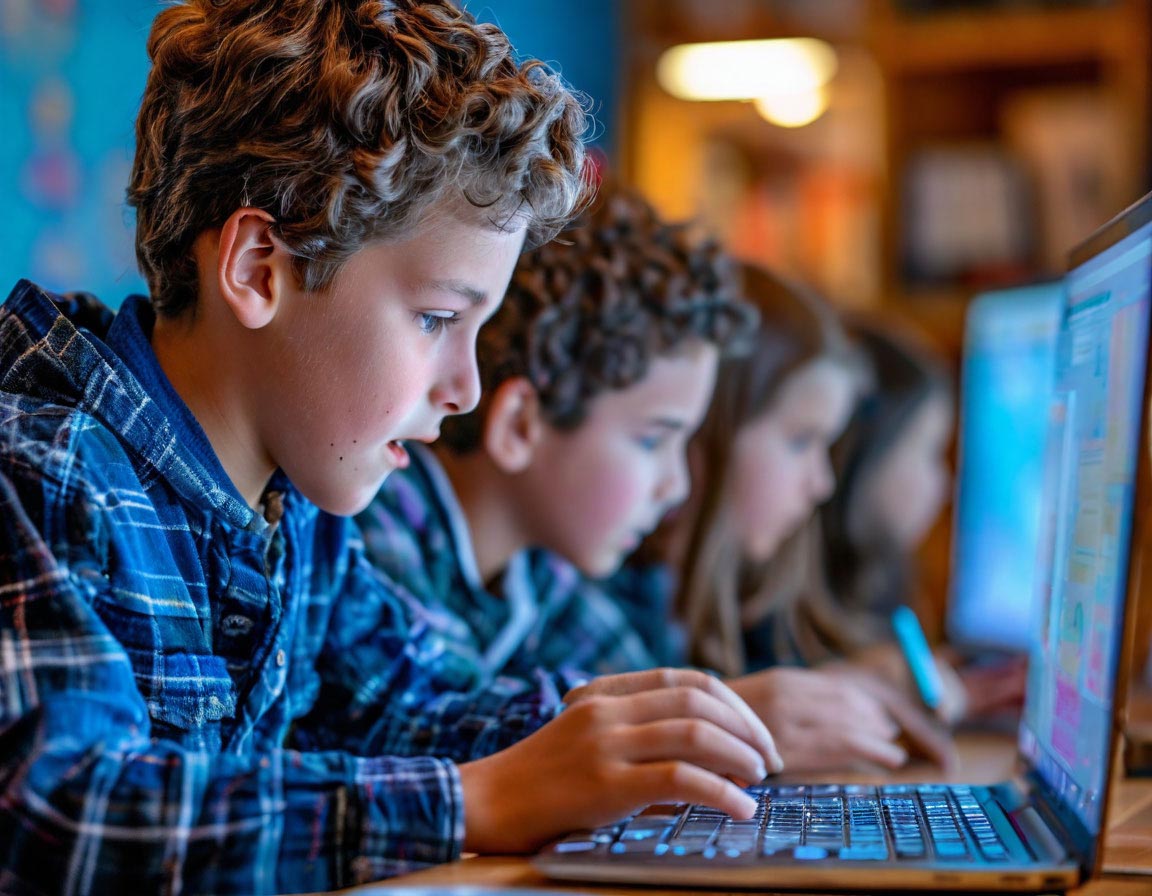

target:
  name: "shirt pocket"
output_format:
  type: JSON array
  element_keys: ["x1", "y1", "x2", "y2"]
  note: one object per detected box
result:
[{"x1": 149, "y1": 652, "x2": 237, "y2": 730}]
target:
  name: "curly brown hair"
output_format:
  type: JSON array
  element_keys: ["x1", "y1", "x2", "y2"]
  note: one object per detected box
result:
[
  {"x1": 128, "y1": 0, "x2": 590, "y2": 318},
  {"x1": 439, "y1": 190, "x2": 757, "y2": 453}
]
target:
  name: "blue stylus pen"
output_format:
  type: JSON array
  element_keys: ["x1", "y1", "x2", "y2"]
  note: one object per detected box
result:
[{"x1": 891, "y1": 605, "x2": 944, "y2": 711}]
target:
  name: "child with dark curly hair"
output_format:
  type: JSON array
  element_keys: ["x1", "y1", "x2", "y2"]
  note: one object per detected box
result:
[
  {"x1": 354, "y1": 193, "x2": 955, "y2": 774},
  {"x1": 0, "y1": 3, "x2": 780, "y2": 892}
]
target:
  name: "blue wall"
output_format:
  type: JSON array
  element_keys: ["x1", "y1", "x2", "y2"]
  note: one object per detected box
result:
[
  {"x1": 0, "y1": 1, "x2": 619, "y2": 306},
  {"x1": 472, "y1": 0, "x2": 619, "y2": 151},
  {"x1": 0, "y1": 1, "x2": 154, "y2": 304}
]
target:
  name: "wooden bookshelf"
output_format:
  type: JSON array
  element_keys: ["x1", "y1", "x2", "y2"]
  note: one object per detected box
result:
[
  {"x1": 870, "y1": 0, "x2": 1152, "y2": 313},
  {"x1": 618, "y1": 0, "x2": 1152, "y2": 331}
]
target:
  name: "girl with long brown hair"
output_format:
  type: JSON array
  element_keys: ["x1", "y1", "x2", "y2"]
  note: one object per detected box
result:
[
  {"x1": 670, "y1": 264, "x2": 862, "y2": 677},
  {"x1": 634, "y1": 263, "x2": 960, "y2": 768}
]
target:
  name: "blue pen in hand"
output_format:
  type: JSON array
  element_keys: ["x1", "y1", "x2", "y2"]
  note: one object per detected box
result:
[{"x1": 892, "y1": 605, "x2": 944, "y2": 711}]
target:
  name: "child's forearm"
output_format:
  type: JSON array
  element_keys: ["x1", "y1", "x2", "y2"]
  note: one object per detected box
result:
[{"x1": 3, "y1": 699, "x2": 467, "y2": 891}]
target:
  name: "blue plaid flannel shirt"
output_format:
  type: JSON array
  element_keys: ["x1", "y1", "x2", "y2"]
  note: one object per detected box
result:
[
  {"x1": 0, "y1": 281, "x2": 571, "y2": 894},
  {"x1": 354, "y1": 445, "x2": 685, "y2": 682}
]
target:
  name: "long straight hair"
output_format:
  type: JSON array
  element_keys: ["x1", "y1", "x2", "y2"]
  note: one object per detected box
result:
[
  {"x1": 747, "y1": 316, "x2": 953, "y2": 670},
  {"x1": 668, "y1": 264, "x2": 859, "y2": 677},
  {"x1": 818, "y1": 317, "x2": 953, "y2": 637}
]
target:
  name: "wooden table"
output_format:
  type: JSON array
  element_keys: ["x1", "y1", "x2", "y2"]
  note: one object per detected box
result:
[{"x1": 369, "y1": 731, "x2": 1152, "y2": 896}]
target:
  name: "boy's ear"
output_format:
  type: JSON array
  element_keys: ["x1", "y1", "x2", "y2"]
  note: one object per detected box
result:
[
  {"x1": 483, "y1": 377, "x2": 544, "y2": 474},
  {"x1": 215, "y1": 208, "x2": 292, "y2": 330}
]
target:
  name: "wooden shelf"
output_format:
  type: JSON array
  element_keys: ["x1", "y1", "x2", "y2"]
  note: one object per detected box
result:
[
  {"x1": 616, "y1": 0, "x2": 1152, "y2": 328},
  {"x1": 871, "y1": 0, "x2": 1152, "y2": 317},
  {"x1": 871, "y1": 3, "x2": 1142, "y2": 73}
]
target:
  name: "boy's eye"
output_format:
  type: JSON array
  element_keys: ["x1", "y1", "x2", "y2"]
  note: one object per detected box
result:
[
  {"x1": 634, "y1": 433, "x2": 668, "y2": 452},
  {"x1": 415, "y1": 311, "x2": 461, "y2": 335},
  {"x1": 787, "y1": 433, "x2": 815, "y2": 452}
]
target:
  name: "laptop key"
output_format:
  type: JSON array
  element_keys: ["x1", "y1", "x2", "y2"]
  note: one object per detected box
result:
[
  {"x1": 554, "y1": 840, "x2": 601, "y2": 854},
  {"x1": 611, "y1": 840, "x2": 662, "y2": 855},
  {"x1": 838, "y1": 845, "x2": 890, "y2": 861},
  {"x1": 934, "y1": 841, "x2": 971, "y2": 859},
  {"x1": 894, "y1": 841, "x2": 926, "y2": 858},
  {"x1": 679, "y1": 820, "x2": 721, "y2": 837},
  {"x1": 669, "y1": 841, "x2": 710, "y2": 856}
]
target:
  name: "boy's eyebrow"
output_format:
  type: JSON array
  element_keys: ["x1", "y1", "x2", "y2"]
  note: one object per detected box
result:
[{"x1": 426, "y1": 278, "x2": 488, "y2": 306}]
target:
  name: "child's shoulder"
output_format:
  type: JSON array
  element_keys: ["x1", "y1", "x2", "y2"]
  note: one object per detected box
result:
[
  {"x1": 0, "y1": 388, "x2": 132, "y2": 494},
  {"x1": 0, "y1": 281, "x2": 177, "y2": 521}
]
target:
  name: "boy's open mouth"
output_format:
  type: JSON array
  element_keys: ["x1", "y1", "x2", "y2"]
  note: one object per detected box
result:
[{"x1": 386, "y1": 440, "x2": 410, "y2": 469}]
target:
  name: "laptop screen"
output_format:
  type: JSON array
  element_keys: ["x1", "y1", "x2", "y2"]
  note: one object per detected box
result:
[
  {"x1": 1018, "y1": 204, "x2": 1152, "y2": 838},
  {"x1": 948, "y1": 283, "x2": 1063, "y2": 652}
]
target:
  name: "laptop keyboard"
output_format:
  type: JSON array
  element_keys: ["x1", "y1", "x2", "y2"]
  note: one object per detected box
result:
[{"x1": 552, "y1": 784, "x2": 1013, "y2": 864}]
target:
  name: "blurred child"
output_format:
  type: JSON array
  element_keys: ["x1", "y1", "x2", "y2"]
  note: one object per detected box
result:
[
  {"x1": 356, "y1": 227, "x2": 956, "y2": 772},
  {"x1": 0, "y1": 3, "x2": 781, "y2": 891},
  {"x1": 740, "y1": 317, "x2": 1026, "y2": 721},
  {"x1": 738, "y1": 317, "x2": 953, "y2": 670},
  {"x1": 651, "y1": 267, "x2": 963, "y2": 766}
]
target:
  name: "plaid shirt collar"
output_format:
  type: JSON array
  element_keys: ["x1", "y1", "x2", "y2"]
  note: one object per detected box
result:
[
  {"x1": 410, "y1": 442, "x2": 488, "y2": 592},
  {"x1": 1, "y1": 279, "x2": 263, "y2": 532},
  {"x1": 404, "y1": 444, "x2": 537, "y2": 671}
]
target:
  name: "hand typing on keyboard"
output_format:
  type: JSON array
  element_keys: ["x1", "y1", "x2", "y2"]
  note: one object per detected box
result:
[
  {"x1": 727, "y1": 667, "x2": 957, "y2": 772},
  {"x1": 550, "y1": 783, "x2": 1012, "y2": 865},
  {"x1": 458, "y1": 669, "x2": 784, "y2": 854}
]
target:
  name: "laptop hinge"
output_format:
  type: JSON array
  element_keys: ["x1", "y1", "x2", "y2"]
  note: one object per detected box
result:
[{"x1": 1020, "y1": 772, "x2": 1095, "y2": 869}]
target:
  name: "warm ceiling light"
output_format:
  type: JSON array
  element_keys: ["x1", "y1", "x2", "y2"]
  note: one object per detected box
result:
[
  {"x1": 656, "y1": 38, "x2": 838, "y2": 102},
  {"x1": 754, "y1": 86, "x2": 830, "y2": 128}
]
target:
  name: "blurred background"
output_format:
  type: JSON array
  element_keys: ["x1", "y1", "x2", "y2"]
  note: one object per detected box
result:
[
  {"x1": 3, "y1": 0, "x2": 1151, "y2": 630},
  {"x1": 4, "y1": 0, "x2": 1148, "y2": 340}
]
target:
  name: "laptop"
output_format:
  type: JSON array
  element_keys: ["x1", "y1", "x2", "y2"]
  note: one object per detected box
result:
[
  {"x1": 534, "y1": 189, "x2": 1152, "y2": 891},
  {"x1": 947, "y1": 282, "x2": 1064, "y2": 657}
]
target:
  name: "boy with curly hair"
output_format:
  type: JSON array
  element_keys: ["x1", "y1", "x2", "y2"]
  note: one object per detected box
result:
[
  {"x1": 353, "y1": 189, "x2": 957, "y2": 773},
  {"x1": 0, "y1": 3, "x2": 780, "y2": 892}
]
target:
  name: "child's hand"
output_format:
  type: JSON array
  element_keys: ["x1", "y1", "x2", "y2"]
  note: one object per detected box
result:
[
  {"x1": 564, "y1": 668, "x2": 781, "y2": 770},
  {"x1": 459, "y1": 671, "x2": 782, "y2": 854},
  {"x1": 835, "y1": 642, "x2": 968, "y2": 724},
  {"x1": 845, "y1": 670, "x2": 960, "y2": 770},
  {"x1": 729, "y1": 667, "x2": 957, "y2": 773},
  {"x1": 951, "y1": 653, "x2": 1028, "y2": 719}
]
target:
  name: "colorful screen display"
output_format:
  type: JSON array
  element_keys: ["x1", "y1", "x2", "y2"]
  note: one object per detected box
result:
[{"x1": 1019, "y1": 219, "x2": 1152, "y2": 833}]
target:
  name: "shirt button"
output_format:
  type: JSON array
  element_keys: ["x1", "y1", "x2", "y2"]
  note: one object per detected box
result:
[{"x1": 275, "y1": 649, "x2": 286, "y2": 667}]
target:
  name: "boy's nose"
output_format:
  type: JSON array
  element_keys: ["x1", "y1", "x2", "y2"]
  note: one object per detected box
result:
[
  {"x1": 657, "y1": 453, "x2": 691, "y2": 508},
  {"x1": 811, "y1": 455, "x2": 836, "y2": 503},
  {"x1": 434, "y1": 355, "x2": 482, "y2": 415}
]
